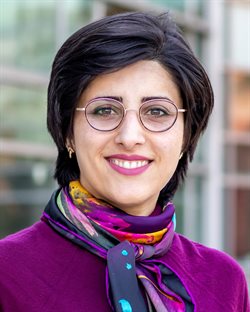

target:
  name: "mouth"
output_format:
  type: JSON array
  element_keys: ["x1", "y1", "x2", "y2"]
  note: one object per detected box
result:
[
  {"x1": 109, "y1": 159, "x2": 150, "y2": 169},
  {"x1": 106, "y1": 154, "x2": 152, "y2": 176}
]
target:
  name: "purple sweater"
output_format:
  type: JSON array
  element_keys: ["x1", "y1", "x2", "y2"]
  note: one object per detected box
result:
[{"x1": 0, "y1": 220, "x2": 249, "y2": 312}]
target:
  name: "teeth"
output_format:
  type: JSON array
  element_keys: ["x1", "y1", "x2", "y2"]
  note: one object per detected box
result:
[{"x1": 110, "y1": 159, "x2": 149, "y2": 169}]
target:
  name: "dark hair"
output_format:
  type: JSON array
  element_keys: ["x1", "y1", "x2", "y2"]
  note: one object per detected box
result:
[{"x1": 47, "y1": 11, "x2": 213, "y2": 202}]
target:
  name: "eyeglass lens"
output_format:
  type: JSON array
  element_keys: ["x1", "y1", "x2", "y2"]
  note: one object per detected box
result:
[{"x1": 85, "y1": 98, "x2": 178, "y2": 132}]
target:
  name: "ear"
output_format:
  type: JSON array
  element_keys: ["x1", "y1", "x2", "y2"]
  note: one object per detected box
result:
[{"x1": 66, "y1": 137, "x2": 75, "y2": 150}]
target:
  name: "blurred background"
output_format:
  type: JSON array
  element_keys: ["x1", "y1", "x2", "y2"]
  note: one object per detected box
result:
[{"x1": 0, "y1": 0, "x2": 249, "y2": 285}]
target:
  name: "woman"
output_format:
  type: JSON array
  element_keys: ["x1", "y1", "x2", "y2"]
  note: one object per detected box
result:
[{"x1": 0, "y1": 12, "x2": 249, "y2": 312}]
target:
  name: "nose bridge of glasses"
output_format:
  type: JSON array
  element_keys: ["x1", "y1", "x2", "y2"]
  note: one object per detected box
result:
[
  {"x1": 124, "y1": 107, "x2": 139, "y2": 114},
  {"x1": 123, "y1": 107, "x2": 142, "y2": 128}
]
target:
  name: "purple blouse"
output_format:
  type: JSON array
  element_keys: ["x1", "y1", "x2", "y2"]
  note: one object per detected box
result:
[{"x1": 0, "y1": 221, "x2": 249, "y2": 311}]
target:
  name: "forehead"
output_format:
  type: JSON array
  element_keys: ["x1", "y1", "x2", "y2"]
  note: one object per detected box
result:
[{"x1": 79, "y1": 60, "x2": 181, "y2": 106}]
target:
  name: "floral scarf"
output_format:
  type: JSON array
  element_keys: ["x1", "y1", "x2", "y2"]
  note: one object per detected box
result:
[{"x1": 42, "y1": 181, "x2": 194, "y2": 312}]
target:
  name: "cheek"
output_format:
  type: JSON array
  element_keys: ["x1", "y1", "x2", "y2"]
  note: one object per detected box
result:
[
  {"x1": 160, "y1": 128, "x2": 184, "y2": 155},
  {"x1": 171, "y1": 122, "x2": 185, "y2": 152},
  {"x1": 160, "y1": 142, "x2": 182, "y2": 164},
  {"x1": 72, "y1": 115, "x2": 93, "y2": 148}
]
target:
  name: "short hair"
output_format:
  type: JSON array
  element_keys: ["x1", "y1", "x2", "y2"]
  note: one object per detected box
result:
[{"x1": 47, "y1": 11, "x2": 213, "y2": 203}]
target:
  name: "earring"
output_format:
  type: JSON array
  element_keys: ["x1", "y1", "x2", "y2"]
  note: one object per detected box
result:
[
  {"x1": 67, "y1": 146, "x2": 74, "y2": 159},
  {"x1": 179, "y1": 152, "x2": 183, "y2": 160}
]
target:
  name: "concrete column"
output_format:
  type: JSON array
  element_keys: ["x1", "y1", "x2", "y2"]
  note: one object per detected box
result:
[{"x1": 202, "y1": 0, "x2": 225, "y2": 250}]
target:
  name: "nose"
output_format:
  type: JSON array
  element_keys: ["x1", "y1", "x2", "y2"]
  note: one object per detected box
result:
[{"x1": 114, "y1": 110, "x2": 146, "y2": 150}]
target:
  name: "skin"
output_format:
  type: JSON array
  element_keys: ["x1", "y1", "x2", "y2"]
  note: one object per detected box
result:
[{"x1": 70, "y1": 60, "x2": 184, "y2": 216}]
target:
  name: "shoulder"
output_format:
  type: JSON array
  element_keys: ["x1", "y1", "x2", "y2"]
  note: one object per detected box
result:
[
  {"x1": 165, "y1": 233, "x2": 250, "y2": 311},
  {"x1": 0, "y1": 220, "x2": 80, "y2": 263},
  {"x1": 171, "y1": 233, "x2": 237, "y2": 264},
  {"x1": 0, "y1": 221, "x2": 56, "y2": 255},
  {"x1": 0, "y1": 220, "x2": 79, "y2": 281},
  {"x1": 170, "y1": 233, "x2": 246, "y2": 280},
  {"x1": 0, "y1": 222, "x2": 43, "y2": 256},
  {"x1": 0, "y1": 221, "x2": 109, "y2": 311}
]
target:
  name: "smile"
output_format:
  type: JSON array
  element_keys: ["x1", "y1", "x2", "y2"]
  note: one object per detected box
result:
[
  {"x1": 106, "y1": 156, "x2": 152, "y2": 176},
  {"x1": 110, "y1": 159, "x2": 149, "y2": 169}
]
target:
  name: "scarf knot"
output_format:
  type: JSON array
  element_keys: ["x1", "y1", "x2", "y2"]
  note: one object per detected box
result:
[{"x1": 133, "y1": 244, "x2": 155, "y2": 260}]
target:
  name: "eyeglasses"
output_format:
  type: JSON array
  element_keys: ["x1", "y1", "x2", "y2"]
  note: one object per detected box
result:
[{"x1": 76, "y1": 97, "x2": 186, "y2": 132}]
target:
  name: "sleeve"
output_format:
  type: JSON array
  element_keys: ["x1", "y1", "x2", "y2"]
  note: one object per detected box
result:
[
  {"x1": 231, "y1": 257, "x2": 249, "y2": 312},
  {"x1": 241, "y1": 273, "x2": 250, "y2": 312}
]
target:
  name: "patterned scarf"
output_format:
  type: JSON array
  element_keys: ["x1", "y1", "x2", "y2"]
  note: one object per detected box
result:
[{"x1": 42, "y1": 181, "x2": 194, "y2": 312}]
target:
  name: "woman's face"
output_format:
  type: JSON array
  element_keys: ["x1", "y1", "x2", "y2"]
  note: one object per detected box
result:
[{"x1": 71, "y1": 60, "x2": 184, "y2": 216}]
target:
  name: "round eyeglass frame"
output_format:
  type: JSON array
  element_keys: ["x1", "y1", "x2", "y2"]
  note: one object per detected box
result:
[{"x1": 76, "y1": 97, "x2": 186, "y2": 132}]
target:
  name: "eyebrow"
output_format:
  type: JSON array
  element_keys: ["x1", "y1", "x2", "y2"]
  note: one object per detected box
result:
[
  {"x1": 91, "y1": 96, "x2": 174, "y2": 103},
  {"x1": 93, "y1": 96, "x2": 122, "y2": 101},
  {"x1": 141, "y1": 96, "x2": 174, "y2": 103}
]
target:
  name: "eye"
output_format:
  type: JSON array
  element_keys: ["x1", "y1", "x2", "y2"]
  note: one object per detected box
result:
[
  {"x1": 147, "y1": 108, "x2": 166, "y2": 116},
  {"x1": 93, "y1": 106, "x2": 117, "y2": 116},
  {"x1": 89, "y1": 102, "x2": 122, "y2": 117},
  {"x1": 144, "y1": 106, "x2": 172, "y2": 117}
]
